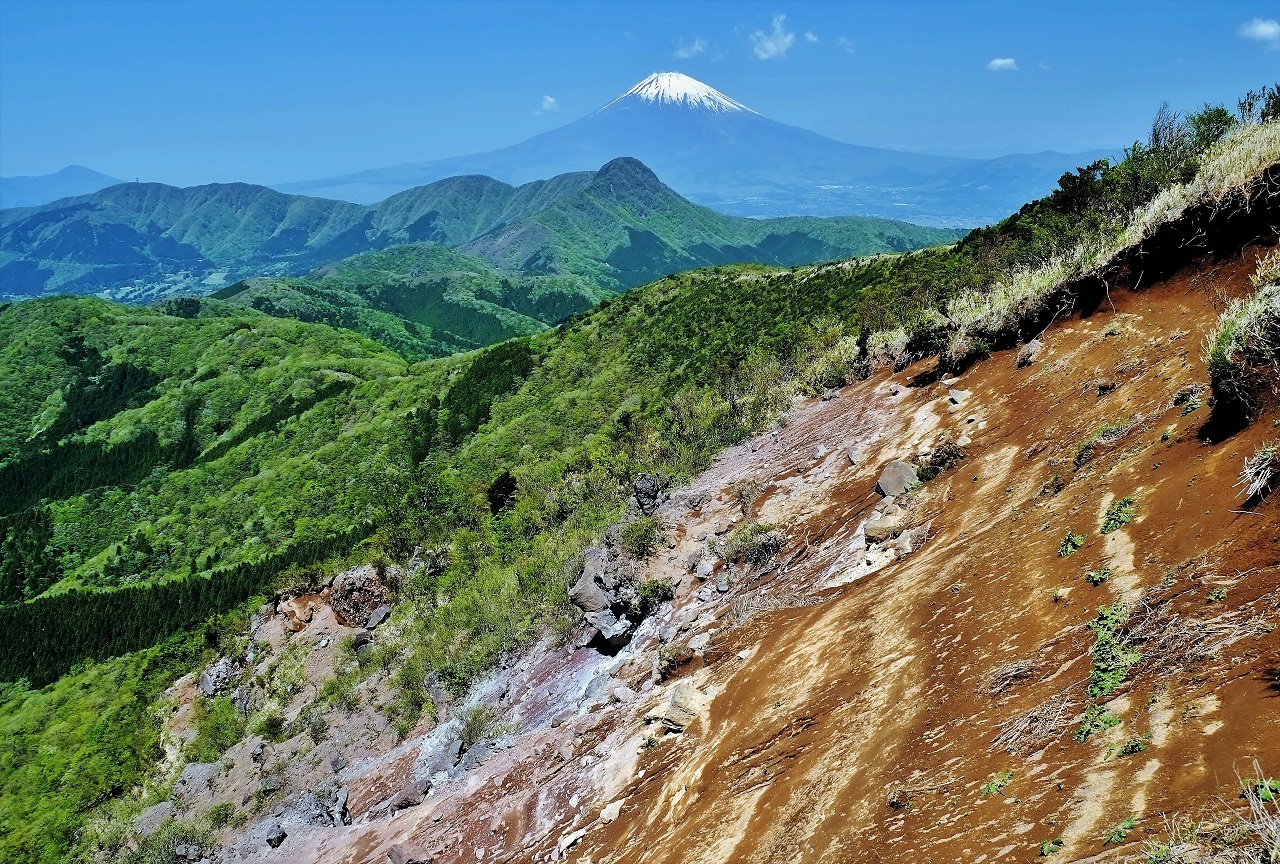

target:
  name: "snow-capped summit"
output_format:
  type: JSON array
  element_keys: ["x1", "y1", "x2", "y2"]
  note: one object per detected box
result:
[{"x1": 600, "y1": 72, "x2": 755, "y2": 114}]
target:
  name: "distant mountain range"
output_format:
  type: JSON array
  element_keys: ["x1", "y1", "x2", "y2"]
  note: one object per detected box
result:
[
  {"x1": 0, "y1": 165, "x2": 121, "y2": 209},
  {"x1": 0, "y1": 156, "x2": 961, "y2": 304},
  {"x1": 279, "y1": 72, "x2": 1115, "y2": 226}
]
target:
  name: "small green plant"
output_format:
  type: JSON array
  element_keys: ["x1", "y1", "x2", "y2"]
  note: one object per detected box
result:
[
  {"x1": 1074, "y1": 704, "x2": 1121, "y2": 742},
  {"x1": 632, "y1": 577, "x2": 675, "y2": 617},
  {"x1": 1241, "y1": 777, "x2": 1280, "y2": 802},
  {"x1": 723, "y1": 521, "x2": 786, "y2": 567},
  {"x1": 457, "y1": 703, "x2": 516, "y2": 751},
  {"x1": 1085, "y1": 567, "x2": 1113, "y2": 586},
  {"x1": 1206, "y1": 587, "x2": 1227, "y2": 603},
  {"x1": 620, "y1": 515, "x2": 664, "y2": 558},
  {"x1": 1181, "y1": 396, "x2": 1203, "y2": 415},
  {"x1": 186, "y1": 697, "x2": 246, "y2": 763},
  {"x1": 1088, "y1": 601, "x2": 1141, "y2": 697},
  {"x1": 1041, "y1": 473, "x2": 1065, "y2": 496},
  {"x1": 206, "y1": 801, "x2": 236, "y2": 829},
  {"x1": 1101, "y1": 497, "x2": 1137, "y2": 533},
  {"x1": 980, "y1": 769, "x2": 1014, "y2": 797},
  {"x1": 1039, "y1": 837, "x2": 1064, "y2": 856},
  {"x1": 1119, "y1": 733, "x2": 1152, "y2": 756},
  {"x1": 641, "y1": 735, "x2": 659, "y2": 750},
  {"x1": 1059, "y1": 531, "x2": 1087, "y2": 557},
  {"x1": 252, "y1": 708, "x2": 287, "y2": 742},
  {"x1": 1104, "y1": 817, "x2": 1137, "y2": 845}
]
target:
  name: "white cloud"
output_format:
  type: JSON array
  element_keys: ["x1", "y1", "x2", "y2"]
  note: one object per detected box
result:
[
  {"x1": 1239, "y1": 17, "x2": 1280, "y2": 48},
  {"x1": 532, "y1": 95, "x2": 559, "y2": 116},
  {"x1": 804, "y1": 31, "x2": 818, "y2": 43},
  {"x1": 836, "y1": 36, "x2": 854, "y2": 54},
  {"x1": 750, "y1": 15, "x2": 795, "y2": 59},
  {"x1": 986, "y1": 57, "x2": 1019, "y2": 72},
  {"x1": 674, "y1": 36, "x2": 707, "y2": 58}
]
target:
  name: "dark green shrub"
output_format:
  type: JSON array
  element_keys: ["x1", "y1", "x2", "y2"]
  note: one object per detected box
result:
[{"x1": 620, "y1": 515, "x2": 664, "y2": 559}]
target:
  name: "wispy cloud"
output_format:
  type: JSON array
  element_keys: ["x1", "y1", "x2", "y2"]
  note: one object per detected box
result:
[
  {"x1": 836, "y1": 36, "x2": 854, "y2": 54},
  {"x1": 1239, "y1": 17, "x2": 1280, "y2": 48},
  {"x1": 532, "y1": 95, "x2": 559, "y2": 116},
  {"x1": 750, "y1": 15, "x2": 795, "y2": 59},
  {"x1": 674, "y1": 36, "x2": 707, "y2": 59},
  {"x1": 986, "y1": 57, "x2": 1019, "y2": 72},
  {"x1": 804, "y1": 31, "x2": 818, "y2": 43}
]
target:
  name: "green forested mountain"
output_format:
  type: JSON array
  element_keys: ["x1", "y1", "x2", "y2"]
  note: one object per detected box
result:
[
  {"x1": 0, "y1": 157, "x2": 961, "y2": 301},
  {"x1": 208, "y1": 242, "x2": 609, "y2": 360}
]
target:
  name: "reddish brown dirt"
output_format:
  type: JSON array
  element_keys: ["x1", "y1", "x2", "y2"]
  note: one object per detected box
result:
[{"x1": 223, "y1": 242, "x2": 1279, "y2": 864}]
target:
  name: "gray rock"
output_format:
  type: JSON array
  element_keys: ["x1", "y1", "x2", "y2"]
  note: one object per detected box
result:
[
  {"x1": 387, "y1": 843, "x2": 434, "y2": 864},
  {"x1": 265, "y1": 823, "x2": 287, "y2": 848},
  {"x1": 685, "y1": 550, "x2": 702, "y2": 571},
  {"x1": 1016, "y1": 339, "x2": 1043, "y2": 368},
  {"x1": 714, "y1": 572, "x2": 730, "y2": 593},
  {"x1": 198, "y1": 656, "x2": 238, "y2": 697},
  {"x1": 695, "y1": 559, "x2": 715, "y2": 580},
  {"x1": 611, "y1": 685, "x2": 638, "y2": 703},
  {"x1": 173, "y1": 762, "x2": 219, "y2": 800},
  {"x1": 132, "y1": 800, "x2": 176, "y2": 837},
  {"x1": 632, "y1": 473, "x2": 669, "y2": 515},
  {"x1": 811, "y1": 444, "x2": 829, "y2": 460},
  {"x1": 366, "y1": 604, "x2": 392, "y2": 630},
  {"x1": 875, "y1": 460, "x2": 919, "y2": 497},
  {"x1": 386, "y1": 777, "x2": 431, "y2": 813},
  {"x1": 329, "y1": 752, "x2": 346, "y2": 772},
  {"x1": 584, "y1": 610, "x2": 633, "y2": 644},
  {"x1": 568, "y1": 568, "x2": 610, "y2": 613},
  {"x1": 332, "y1": 788, "x2": 350, "y2": 825},
  {"x1": 458, "y1": 741, "x2": 494, "y2": 772},
  {"x1": 330, "y1": 563, "x2": 391, "y2": 628},
  {"x1": 948, "y1": 388, "x2": 971, "y2": 405},
  {"x1": 864, "y1": 506, "x2": 908, "y2": 543},
  {"x1": 689, "y1": 633, "x2": 711, "y2": 654}
]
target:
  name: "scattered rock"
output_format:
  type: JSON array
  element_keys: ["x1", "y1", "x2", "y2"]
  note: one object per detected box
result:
[
  {"x1": 1016, "y1": 339, "x2": 1043, "y2": 368},
  {"x1": 387, "y1": 844, "x2": 434, "y2": 864},
  {"x1": 265, "y1": 823, "x2": 287, "y2": 849},
  {"x1": 600, "y1": 799, "x2": 624, "y2": 824},
  {"x1": 366, "y1": 604, "x2": 392, "y2": 630},
  {"x1": 875, "y1": 460, "x2": 919, "y2": 497},
  {"x1": 864, "y1": 505, "x2": 908, "y2": 543},
  {"x1": 632, "y1": 473, "x2": 669, "y2": 515},
  {"x1": 386, "y1": 777, "x2": 431, "y2": 813},
  {"x1": 646, "y1": 682, "x2": 709, "y2": 732},
  {"x1": 198, "y1": 656, "x2": 238, "y2": 697}
]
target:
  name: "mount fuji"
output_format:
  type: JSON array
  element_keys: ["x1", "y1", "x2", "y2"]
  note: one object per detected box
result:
[{"x1": 279, "y1": 72, "x2": 1112, "y2": 227}]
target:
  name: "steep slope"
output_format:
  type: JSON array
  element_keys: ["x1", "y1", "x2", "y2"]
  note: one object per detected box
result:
[
  {"x1": 0, "y1": 165, "x2": 121, "y2": 208},
  {"x1": 0, "y1": 159, "x2": 959, "y2": 301},
  {"x1": 157, "y1": 148, "x2": 1279, "y2": 864},
  {"x1": 281, "y1": 72, "x2": 1113, "y2": 225}
]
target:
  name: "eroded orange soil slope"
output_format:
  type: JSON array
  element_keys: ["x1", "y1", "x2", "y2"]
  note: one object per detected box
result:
[{"x1": 217, "y1": 237, "x2": 1278, "y2": 864}]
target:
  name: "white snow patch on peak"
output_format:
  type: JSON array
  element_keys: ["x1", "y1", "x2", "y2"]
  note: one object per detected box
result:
[{"x1": 600, "y1": 72, "x2": 755, "y2": 114}]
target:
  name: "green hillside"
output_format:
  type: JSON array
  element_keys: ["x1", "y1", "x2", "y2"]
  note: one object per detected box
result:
[
  {"x1": 0, "y1": 158, "x2": 961, "y2": 301},
  {"x1": 208, "y1": 242, "x2": 608, "y2": 359},
  {"x1": 0, "y1": 93, "x2": 1271, "y2": 864}
]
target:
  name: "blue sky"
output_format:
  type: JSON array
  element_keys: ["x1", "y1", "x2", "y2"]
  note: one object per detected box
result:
[{"x1": 1, "y1": 0, "x2": 1277, "y2": 186}]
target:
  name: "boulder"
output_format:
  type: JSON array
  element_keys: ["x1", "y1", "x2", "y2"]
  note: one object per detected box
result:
[
  {"x1": 1016, "y1": 339, "x2": 1043, "y2": 368},
  {"x1": 632, "y1": 473, "x2": 669, "y2": 515},
  {"x1": 875, "y1": 460, "x2": 919, "y2": 497},
  {"x1": 387, "y1": 844, "x2": 434, "y2": 864},
  {"x1": 330, "y1": 564, "x2": 390, "y2": 627},
  {"x1": 600, "y1": 799, "x2": 624, "y2": 824},
  {"x1": 366, "y1": 604, "x2": 392, "y2": 630},
  {"x1": 132, "y1": 800, "x2": 176, "y2": 837},
  {"x1": 569, "y1": 569, "x2": 610, "y2": 613},
  {"x1": 646, "y1": 682, "x2": 709, "y2": 732},
  {"x1": 811, "y1": 444, "x2": 828, "y2": 460},
  {"x1": 584, "y1": 610, "x2": 633, "y2": 644},
  {"x1": 331, "y1": 788, "x2": 350, "y2": 826},
  {"x1": 198, "y1": 656, "x2": 238, "y2": 697},
  {"x1": 948, "y1": 388, "x2": 971, "y2": 405},
  {"x1": 265, "y1": 823, "x2": 287, "y2": 849},
  {"x1": 864, "y1": 505, "x2": 908, "y2": 543},
  {"x1": 386, "y1": 777, "x2": 431, "y2": 813}
]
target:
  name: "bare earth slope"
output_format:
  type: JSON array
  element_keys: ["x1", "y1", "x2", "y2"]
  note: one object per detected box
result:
[{"x1": 179, "y1": 218, "x2": 1280, "y2": 863}]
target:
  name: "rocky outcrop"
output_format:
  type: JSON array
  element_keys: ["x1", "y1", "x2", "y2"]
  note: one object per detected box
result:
[
  {"x1": 631, "y1": 473, "x2": 669, "y2": 515},
  {"x1": 875, "y1": 460, "x2": 919, "y2": 497},
  {"x1": 329, "y1": 564, "x2": 393, "y2": 627},
  {"x1": 646, "y1": 682, "x2": 709, "y2": 732},
  {"x1": 198, "y1": 656, "x2": 239, "y2": 697}
]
